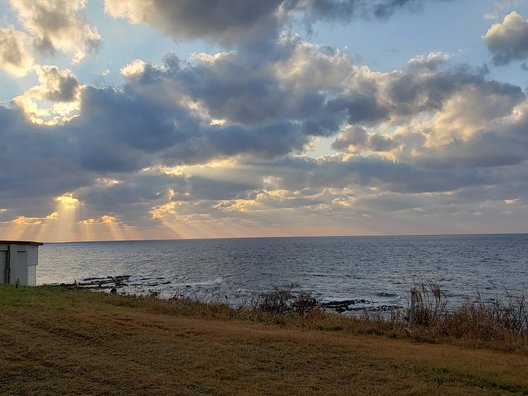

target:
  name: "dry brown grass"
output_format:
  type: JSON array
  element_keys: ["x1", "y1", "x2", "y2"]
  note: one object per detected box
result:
[
  {"x1": 1, "y1": 285, "x2": 528, "y2": 395},
  {"x1": 403, "y1": 282, "x2": 528, "y2": 351}
]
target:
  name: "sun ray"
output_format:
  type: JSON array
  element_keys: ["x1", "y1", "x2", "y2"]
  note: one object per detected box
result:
[{"x1": 51, "y1": 194, "x2": 81, "y2": 242}]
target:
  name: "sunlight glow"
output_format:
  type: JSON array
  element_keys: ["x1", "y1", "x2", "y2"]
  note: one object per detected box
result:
[
  {"x1": 13, "y1": 67, "x2": 83, "y2": 126},
  {"x1": 55, "y1": 193, "x2": 80, "y2": 209},
  {"x1": 78, "y1": 214, "x2": 143, "y2": 241}
]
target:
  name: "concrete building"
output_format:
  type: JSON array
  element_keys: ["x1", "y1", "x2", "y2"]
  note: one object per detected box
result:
[{"x1": 0, "y1": 241, "x2": 43, "y2": 286}]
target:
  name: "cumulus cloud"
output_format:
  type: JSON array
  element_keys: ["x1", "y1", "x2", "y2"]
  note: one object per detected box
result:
[
  {"x1": 13, "y1": 65, "x2": 82, "y2": 125},
  {"x1": 5, "y1": 37, "x2": 527, "y2": 178},
  {"x1": 420, "y1": 81, "x2": 524, "y2": 146},
  {"x1": 328, "y1": 82, "x2": 526, "y2": 171},
  {"x1": 104, "y1": 0, "x2": 449, "y2": 46},
  {"x1": 104, "y1": 0, "x2": 283, "y2": 46},
  {"x1": 0, "y1": 106, "x2": 90, "y2": 218},
  {"x1": 122, "y1": 42, "x2": 478, "y2": 143},
  {"x1": 484, "y1": 11, "x2": 528, "y2": 65},
  {"x1": 120, "y1": 59, "x2": 148, "y2": 77},
  {"x1": 9, "y1": 0, "x2": 100, "y2": 62},
  {"x1": 332, "y1": 126, "x2": 400, "y2": 154},
  {"x1": 0, "y1": 27, "x2": 34, "y2": 76}
]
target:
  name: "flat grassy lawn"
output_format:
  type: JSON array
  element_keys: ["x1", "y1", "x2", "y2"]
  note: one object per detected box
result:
[{"x1": 1, "y1": 286, "x2": 528, "y2": 395}]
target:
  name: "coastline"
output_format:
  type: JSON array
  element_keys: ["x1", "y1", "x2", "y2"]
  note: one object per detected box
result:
[{"x1": 38, "y1": 235, "x2": 528, "y2": 311}]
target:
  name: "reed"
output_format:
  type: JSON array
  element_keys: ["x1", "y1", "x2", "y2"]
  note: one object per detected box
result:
[{"x1": 403, "y1": 280, "x2": 528, "y2": 349}]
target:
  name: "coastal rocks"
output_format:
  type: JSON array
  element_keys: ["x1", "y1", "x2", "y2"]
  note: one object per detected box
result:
[
  {"x1": 321, "y1": 299, "x2": 369, "y2": 310},
  {"x1": 61, "y1": 275, "x2": 131, "y2": 290},
  {"x1": 321, "y1": 299, "x2": 402, "y2": 313},
  {"x1": 62, "y1": 275, "x2": 174, "y2": 291},
  {"x1": 58, "y1": 274, "x2": 402, "y2": 315}
]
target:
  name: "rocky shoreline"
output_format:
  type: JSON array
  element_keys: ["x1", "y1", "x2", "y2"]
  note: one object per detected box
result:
[
  {"x1": 321, "y1": 299, "x2": 402, "y2": 313},
  {"x1": 58, "y1": 275, "x2": 404, "y2": 314}
]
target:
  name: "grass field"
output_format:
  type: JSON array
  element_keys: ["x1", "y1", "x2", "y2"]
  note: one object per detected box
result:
[{"x1": 1, "y1": 286, "x2": 528, "y2": 395}]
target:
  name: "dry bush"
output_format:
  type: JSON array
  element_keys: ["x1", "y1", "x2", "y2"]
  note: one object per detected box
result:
[
  {"x1": 293, "y1": 290, "x2": 319, "y2": 315},
  {"x1": 256, "y1": 285, "x2": 318, "y2": 315}
]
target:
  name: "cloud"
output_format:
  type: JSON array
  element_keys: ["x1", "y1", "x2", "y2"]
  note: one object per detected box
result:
[
  {"x1": 484, "y1": 11, "x2": 528, "y2": 65},
  {"x1": 12, "y1": 212, "x2": 59, "y2": 225},
  {"x1": 120, "y1": 59, "x2": 147, "y2": 77},
  {"x1": 419, "y1": 80, "x2": 524, "y2": 146},
  {"x1": 79, "y1": 215, "x2": 119, "y2": 225},
  {"x1": 4, "y1": 38, "x2": 526, "y2": 181},
  {"x1": 124, "y1": 43, "x2": 465, "y2": 143},
  {"x1": 2, "y1": 32, "x2": 528, "y2": 237},
  {"x1": 33, "y1": 65, "x2": 81, "y2": 102},
  {"x1": 104, "y1": 0, "x2": 283, "y2": 47},
  {"x1": 407, "y1": 51, "x2": 452, "y2": 69},
  {"x1": 328, "y1": 81, "x2": 527, "y2": 171},
  {"x1": 0, "y1": 106, "x2": 90, "y2": 219},
  {"x1": 13, "y1": 65, "x2": 82, "y2": 125},
  {"x1": 0, "y1": 27, "x2": 34, "y2": 76},
  {"x1": 374, "y1": 74, "x2": 527, "y2": 170},
  {"x1": 294, "y1": 0, "x2": 448, "y2": 22},
  {"x1": 9, "y1": 0, "x2": 101, "y2": 62},
  {"x1": 104, "y1": 0, "x2": 449, "y2": 46},
  {"x1": 332, "y1": 126, "x2": 400, "y2": 153},
  {"x1": 3, "y1": 1, "x2": 528, "y2": 239}
]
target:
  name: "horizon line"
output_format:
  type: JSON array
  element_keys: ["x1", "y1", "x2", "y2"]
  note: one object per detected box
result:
[{"x1": 35, "y1": 231, "x2": 528, "y2": 244}]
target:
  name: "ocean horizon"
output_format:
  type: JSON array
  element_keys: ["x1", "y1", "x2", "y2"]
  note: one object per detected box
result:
[{"x1": 40, "y1": 231, "x2": 528, "y2": 242}]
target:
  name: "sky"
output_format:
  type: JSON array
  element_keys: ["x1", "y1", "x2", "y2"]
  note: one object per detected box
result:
[{"x1": 1, "y1": 0, "x2": 528, "y2": 242}]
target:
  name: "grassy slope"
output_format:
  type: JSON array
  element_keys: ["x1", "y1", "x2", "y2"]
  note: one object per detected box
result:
[{"x1": 1, "y1": 286, "x2": 528, "y2": 395}]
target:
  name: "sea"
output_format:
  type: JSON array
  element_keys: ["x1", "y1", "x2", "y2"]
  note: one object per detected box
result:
[{"x1": 38, "y1": 234, "x2": 528, "y2": 311}]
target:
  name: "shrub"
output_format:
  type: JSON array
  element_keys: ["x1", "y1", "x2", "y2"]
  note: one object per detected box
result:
[{"x1": 256, "y1": 285, "x2": 318, "y2": 315}]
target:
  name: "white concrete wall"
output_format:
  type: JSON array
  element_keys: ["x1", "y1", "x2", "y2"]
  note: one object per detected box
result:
[
  {"x1": 0, "y1": 243, "x2": 39, "y2": 286},
  {"x1": 0, "y1": 249, "x2": 6, "y2": 284}
]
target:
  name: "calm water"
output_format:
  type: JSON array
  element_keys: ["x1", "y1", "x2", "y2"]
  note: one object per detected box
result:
[{"x1": 38, "y1": 234, "x2": 528, "y2": 309}]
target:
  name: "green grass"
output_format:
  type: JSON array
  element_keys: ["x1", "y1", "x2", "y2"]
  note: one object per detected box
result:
[{"x1": 1, "y1": 285, "x2": 528, "y2": 395}]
